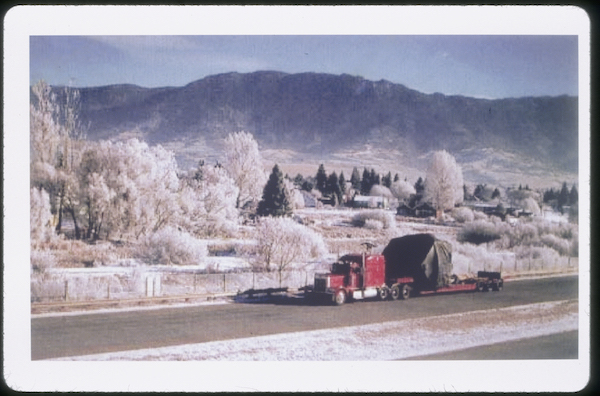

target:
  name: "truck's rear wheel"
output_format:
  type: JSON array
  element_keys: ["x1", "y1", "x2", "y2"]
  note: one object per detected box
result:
[
  {"x1": 379, "y1": 287, "x2": 390, "y2": 300},
  {"x1": 477, "y1": 282, "x2": 488, "y2": 292},
  {"x1": 391, "y1": 285, "x2": 401, "y2": 300},
  {"x1": 334, "y1": 289, "x2": 347, "y2": 305}
]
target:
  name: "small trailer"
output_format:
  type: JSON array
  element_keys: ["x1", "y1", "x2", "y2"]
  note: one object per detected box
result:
[{"x1": 307, "y1": 234, "x2": 503, "y2": 305}]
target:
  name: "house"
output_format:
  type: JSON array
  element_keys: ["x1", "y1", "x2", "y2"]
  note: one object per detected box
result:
[
  {"x1": 414, "y1": 202, "x2": 436, "y2": 218},
  {"x1": 300, "y1": 191, "x2": 317, "y2": 208},
  {"x1": 352, "y1": 195, "x2": 389, "y2": 209},
  {"x1": 396, "y1": 203, "x2": 414, "y2": 216}
]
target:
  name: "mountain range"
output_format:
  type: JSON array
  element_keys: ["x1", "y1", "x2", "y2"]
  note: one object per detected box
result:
[{"x1": 51, "y1": 71, "x2": 578, "y2": 187}]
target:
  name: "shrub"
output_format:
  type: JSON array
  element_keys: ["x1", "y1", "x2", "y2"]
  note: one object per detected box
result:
[
  {"x1": 540, "y1": 234, "x2": 571, "y2": 256},
  {"x1": 352, "y1": 210, "x2": 396, "y2": 229},
  {"x1": 451, "y1": 207, "x2": 474, "y2": 223},
  {"x1": 458, "y1": 220, "x2": 502, "y2": 245},
  {"x1": 364, "y1": 219, "x2": 384, "y2": 231},
  {"x1": 31, "y1": 249, "x2": 57, "y2": 274},
  {"x1": 254, "y1": 217, "x2": 327, "y2": 274},
  {"x1": 136, "y1": 226, "x2": 208, "y2": 265},
  {"x1": 473, "y1": 210, "x2": 488, "y2": 220}
]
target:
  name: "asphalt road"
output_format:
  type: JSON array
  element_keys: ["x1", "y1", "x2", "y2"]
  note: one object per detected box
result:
[
  {"x1": 407, "y1": 330, "x2": 579, "y2": 360},
  {"x1": 31, "y1": 275, "x2": 578, "y2": 360}
]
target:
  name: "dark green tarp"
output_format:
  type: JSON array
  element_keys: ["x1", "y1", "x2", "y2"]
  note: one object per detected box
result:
[{"x1": 382, "y1": 234, "x2": 453, "y2": 289}]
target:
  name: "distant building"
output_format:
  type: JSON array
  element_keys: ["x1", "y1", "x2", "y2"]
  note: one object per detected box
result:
[
  {"x1": 353, "y1": 195, "x2": 389, "y2": 209},
  {"x1": 414, "y1": 202, "x2": 436, "y2": 218},
  {"x1": 300, "y1": 191, "x2": 318, "y2": 208},
  {"x1": 396, "y1": 202, "x2": 436, "y2": 218}
]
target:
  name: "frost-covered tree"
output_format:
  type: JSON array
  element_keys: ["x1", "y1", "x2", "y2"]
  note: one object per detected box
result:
[
  {"x1": 30, "y1": 81, "x2": 85, "y2": 237},
  {"x1": 255, "y1": 217, "x2": 327, "y2": 284},
  {"x1": 390, "y1": 179, "x2": 416, "y2": 202},
  {"x1": 257, "y1": 164, "x2": 293, "y2": 217},
  {"x1": 30, "y1": 187, "x2": 55, "y2": 247},
  {"x1": 179, "y1": 162, "x2": 240, "y2": 237},
  {"x1": 424, "y1": 150, "x2": 464, "y2": 216},
  {"x1": 223, "y1": 131, "x2": 267, "y2": 208},
  {"x1": 521, "y1": 197, "x2": 541, "y2": 215},
  {"x1": 369, "y1": 184, "x2": 393, "y2": 200},
  {"x1": 77, "y1": 139, "x2": 180, "y2": 240}
]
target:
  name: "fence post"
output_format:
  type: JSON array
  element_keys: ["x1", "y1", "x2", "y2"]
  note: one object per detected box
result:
[
  {"x1": 252, "y1": 272, "x2": 255, "y2": 290},
  {"x1": 107, "y1": 282, "x2": 110, "y2": 300},
  {"x1": 64, "y1": 280, "x2": 69, "y2": 302},
  {"x1": 193, "y1": 274, "x2": 197, "y2": 294},
  {"x1": 223, "y1": 273, "x2": 227, "y2": 293}
]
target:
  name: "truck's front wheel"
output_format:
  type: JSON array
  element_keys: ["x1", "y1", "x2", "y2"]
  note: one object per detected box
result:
[{"x1": 334, "y1": 289, "x2": 347, "y2": 305}]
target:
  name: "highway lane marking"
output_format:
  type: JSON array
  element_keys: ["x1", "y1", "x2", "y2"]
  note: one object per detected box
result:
[{"x1": 50, "y1": 299, "x2": 578, "y2": 361}]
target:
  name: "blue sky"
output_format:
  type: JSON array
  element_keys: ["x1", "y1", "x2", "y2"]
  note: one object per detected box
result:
[{"x1": 30, "y1": 35, "x2": 578, "y2": 99}]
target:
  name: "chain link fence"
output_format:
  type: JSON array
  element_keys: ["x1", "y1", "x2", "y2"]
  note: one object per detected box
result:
[{"x1": 31, "y1": 268, "x2": 319, "y2": 303}]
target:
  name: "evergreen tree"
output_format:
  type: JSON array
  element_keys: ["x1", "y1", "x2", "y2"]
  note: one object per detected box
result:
[
  {"x1": 361, "y1": 168, "x2": 371, "y2": 195},
  {"x1": 370, "y1": 169, "x2": 379, "y2": 186},
  {"x1": 327, "y1": 172, "x2": 342, "y2": 205},
  {"x1": 338, "y1": 171, "x2": 347, "y2": 197},
  {"x1": 257, "y1": 164, "x2": 293, "y2": 217},
  {"x1": 570, "y1": 185, "x2": 578, "y2": 205},
  {"x1": 301, "y1": 180, "x2": 314, "y2": 192},
  {"x1": 491, "y1": 188, "x2": 501, "y2": 200},
  {"x1": 558, "y1": 182, "x2": 570, "y2": 207},
  {"x1": 293, "y1": 173, "x2": 304, "y2": 187},
  {"x1": 414, "y1": 177, "x2": 425, "y2": 195},
  {"x1": 394, "y1": 173, "x2": 400, "y2": 182},
  {"x1": 543, "y1": 188, "x2": 556, "y2": 203},
  {"x1": 474, "y1": 184, "x2": 485, "y2": 201},
  {"x1": 382, "y1": 171, "x2": 392, "y2": 188},
  {"x1": 350, "y1": 167, "x2": 361, "y2": 190},
  {"x1": 316, "y1": 164, "x2": 328, "y2": 194}
]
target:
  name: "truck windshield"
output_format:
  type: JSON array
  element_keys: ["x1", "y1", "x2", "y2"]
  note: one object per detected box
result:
[{"x1": 331, "y1": 262, "x2": 350, "y2": 274}]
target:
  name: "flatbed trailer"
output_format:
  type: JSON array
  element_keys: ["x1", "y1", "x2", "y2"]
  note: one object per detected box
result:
[{"x1": 307, "y1": 235, "x2": 504, "y2": 305}]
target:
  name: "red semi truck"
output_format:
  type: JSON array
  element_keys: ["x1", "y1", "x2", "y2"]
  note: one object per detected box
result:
[{"x1": 307, "y1": 234, "x2": 503, "y2": 305}]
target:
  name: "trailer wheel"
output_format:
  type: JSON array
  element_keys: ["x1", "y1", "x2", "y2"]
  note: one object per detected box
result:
[
  {"x1": 400, "y1": 284, "x2": 411, "y2": 300},
  {"x1": 477, "y1": 282, "x2": 488, "y2": 292},
  {"x1": 334, "y1": 289, "x2": 347, "y2": 305},
  {"x1": 379, "y1": 287, "x2": 390, "y2": 301},
  {"x1": 391, "y1": 285, "x2": 401, "y2": 300},
  {"x1": 492, "y1": 280, "x2": 504, "y2": 291}
]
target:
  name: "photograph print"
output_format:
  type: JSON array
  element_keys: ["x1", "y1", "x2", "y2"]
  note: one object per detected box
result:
[{"x1": 5, "y1": 5, "x2": 590, "y2": 393}]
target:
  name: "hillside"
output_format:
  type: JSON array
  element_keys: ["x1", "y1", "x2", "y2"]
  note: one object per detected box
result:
[{"x1": 49, "y1": 71, "x2": 578, "y2": 186}]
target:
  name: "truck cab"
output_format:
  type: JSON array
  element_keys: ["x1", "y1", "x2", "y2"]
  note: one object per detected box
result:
[{"x1": 312, "y1": 253, "x2": 386, "y2": 305}]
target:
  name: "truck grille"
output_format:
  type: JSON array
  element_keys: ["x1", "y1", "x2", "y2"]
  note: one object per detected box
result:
[{"x1": 314, "y1": 277, "x2": 327, "y2": 292}]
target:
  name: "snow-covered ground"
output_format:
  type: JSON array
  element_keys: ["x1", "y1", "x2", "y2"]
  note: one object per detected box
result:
[{"x1": 52, "y1": 299, "x2": 577, "y2": 361}]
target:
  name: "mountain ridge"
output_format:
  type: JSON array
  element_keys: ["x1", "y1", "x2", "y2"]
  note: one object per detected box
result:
[{"x1": 47, "y1": 70, "x2": 578, "y2": 182}]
